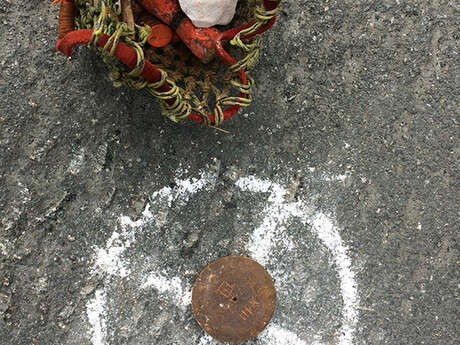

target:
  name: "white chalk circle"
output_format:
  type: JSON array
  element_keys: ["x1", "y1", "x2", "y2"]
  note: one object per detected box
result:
[{"x1": 85, "y1": 169, "x2": 359, "y2": 345}]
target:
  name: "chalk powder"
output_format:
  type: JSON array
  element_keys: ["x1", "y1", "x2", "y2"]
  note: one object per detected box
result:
[{"x1": 86, "y1": 171, "x2": 359, "y2": 345}]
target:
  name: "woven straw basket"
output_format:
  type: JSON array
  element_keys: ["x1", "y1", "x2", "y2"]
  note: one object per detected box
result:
[{"x1": 55, "y1": 0, "x2": 281, "y2": 125}]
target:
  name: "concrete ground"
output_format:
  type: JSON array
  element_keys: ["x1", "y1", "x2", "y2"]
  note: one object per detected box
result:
[{"x1": 0, "y1": 1, "x2": 458, "y2": 345}]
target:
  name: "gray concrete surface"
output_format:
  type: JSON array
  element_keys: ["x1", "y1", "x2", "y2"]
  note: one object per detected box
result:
[{"x1": 0, "y1": 1, "x2": 459, "y2": 345}]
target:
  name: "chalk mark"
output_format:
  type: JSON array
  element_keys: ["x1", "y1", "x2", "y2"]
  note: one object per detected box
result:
[{"x1": 85, "y1": 170, "x2": 359, "y2": 345}]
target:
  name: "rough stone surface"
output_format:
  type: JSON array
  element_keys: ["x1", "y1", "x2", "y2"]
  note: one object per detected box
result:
[
  {"x1": 0, "y1": 1, "x2": 459, "y2": 345},
  {"x1": 179, "y1": 0, "x2": 238, "y2": 28}
]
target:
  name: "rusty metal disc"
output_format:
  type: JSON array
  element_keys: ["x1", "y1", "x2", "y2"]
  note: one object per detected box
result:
[{"x1": 192, "y1": 256, "x2": 276, "y2": 344}]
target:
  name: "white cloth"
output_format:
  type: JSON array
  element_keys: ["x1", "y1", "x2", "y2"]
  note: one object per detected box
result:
[{"x1": 178, "y1": 0, "x2": 239, "y2": 28}]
